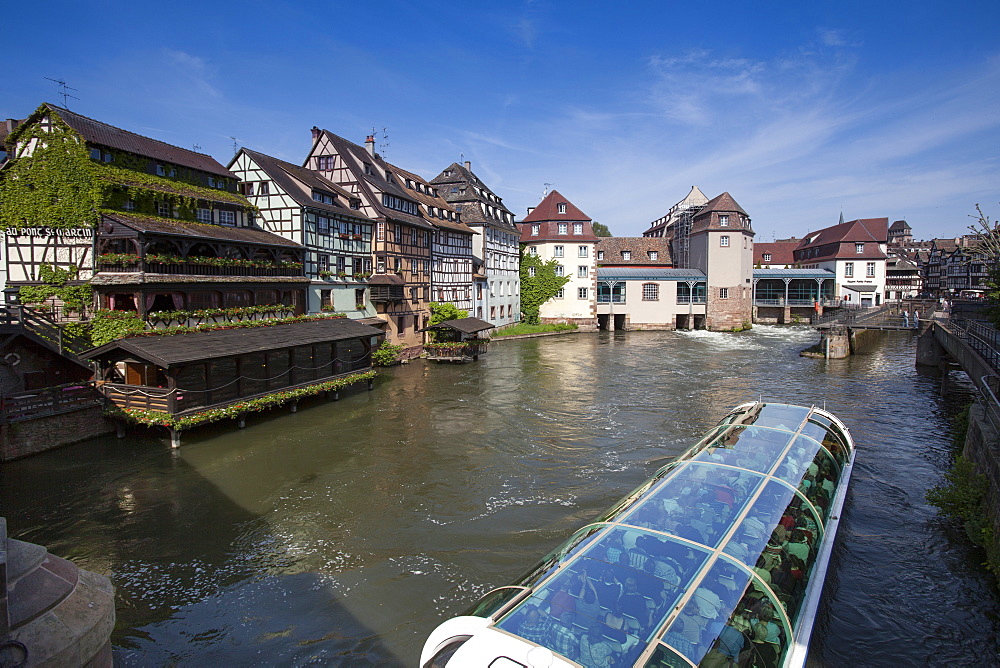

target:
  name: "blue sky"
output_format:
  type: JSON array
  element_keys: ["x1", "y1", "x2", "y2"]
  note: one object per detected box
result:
[{"x1": 4, "y1": 1, "x2": 998, "y2": 240}]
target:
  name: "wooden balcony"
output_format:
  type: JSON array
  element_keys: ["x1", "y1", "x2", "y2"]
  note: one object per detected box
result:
[{"x1": 97, "y1": 261, "x2": 303, "y2": 277}]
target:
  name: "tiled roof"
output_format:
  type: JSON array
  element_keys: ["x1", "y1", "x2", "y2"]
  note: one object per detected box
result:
[
  {"x1": 522, "y1": 189, "x2": 592, "y2": 223},
  {"x1": 796, "y1": 218, "x2": 888, "y2": 249},
  {"x1": 313, "y1": 130, "x2": 434, "y2": 230},
  {"x1": 102, "y1": 212, "x2": 303, "y2": 248},
  {"x1": 390, "y1": 163, "x2": 473, "y2": 235},
  {"x1": 595, "y1": 237, "x2": 672, "y2": 265},
  {"x1": 41, "y1": 103, "x2": 234, "y2": 177},
  {"x1": 755, "y1": 241, "x2": 798, "y2": 266},
  {"x1": 694, "y1": 191, "x2": 748, "y2": 218},
  {"x1": 238, "y1": 148, "x2": 371, "y2": 220},
  {"x1": 430, "y1": 162, "x2": 519, "y2": 233}
]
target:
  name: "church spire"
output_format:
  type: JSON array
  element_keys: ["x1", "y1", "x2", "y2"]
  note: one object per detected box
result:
[{"x1": 839, "y1": 211, "x2": 845, "y2": 225}]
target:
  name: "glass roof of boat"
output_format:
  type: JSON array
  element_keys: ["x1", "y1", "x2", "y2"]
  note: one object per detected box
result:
[{"x1": 489, "y1": 403, "x2": 854, "y2": 667}]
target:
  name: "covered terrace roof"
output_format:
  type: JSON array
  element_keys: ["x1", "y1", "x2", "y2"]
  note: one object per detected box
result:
[
  {"x1": 421, "y1": 317, "x2": 496, "y2": 334},
  {"x1": 597, "y1": 267, "x2": 706, "y2": 281},
  {"x1": 84, "y1": 318, "x2": 382, "y2": 368},
  {"x1": 753, "y1": 268, "x2": 836, "y2": 280}
]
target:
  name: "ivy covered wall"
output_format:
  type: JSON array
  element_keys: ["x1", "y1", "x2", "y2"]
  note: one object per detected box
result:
[
  {"x1": 519, "y1": 248, "x2": 571, "y2": 325},
  {"x1": 0, "y1": 106, "x2": 251, "y2": 232}
]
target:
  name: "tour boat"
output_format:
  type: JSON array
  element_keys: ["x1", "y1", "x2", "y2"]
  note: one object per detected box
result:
[{"x1": 420, "y1": 402, "x2": 855, "y2": 668}]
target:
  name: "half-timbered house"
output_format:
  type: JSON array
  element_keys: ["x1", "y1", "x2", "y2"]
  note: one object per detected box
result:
[
  {"x1": 391, "y1": 165, "x2": 474, "y2": 315},
  {"x1": 229, "y1": 148, "x2": 374, "y2": 316},
  {"x1": 0, "y1": 103, "x2": 309, "y2": 319},
  {"x1": 431, "y1": 162, "x2": 520, "y2": 326},
  {"x1": 305, "y1": 129, "x2": 436, "y2": 354}
]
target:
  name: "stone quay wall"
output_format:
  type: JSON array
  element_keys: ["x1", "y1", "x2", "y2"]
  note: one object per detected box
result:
[{"x1": 1, "y1": 406, "x2": 115, "y2": 461}]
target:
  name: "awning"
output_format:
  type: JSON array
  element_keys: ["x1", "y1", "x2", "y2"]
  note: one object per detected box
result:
[{"x1": 357, "y1": 317, "x2": 388, "y2": 327}]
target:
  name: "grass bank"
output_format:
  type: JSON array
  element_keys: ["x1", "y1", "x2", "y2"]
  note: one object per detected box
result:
[{"x1": 493, "y1": 323, "x2": 578, "y2": 337}]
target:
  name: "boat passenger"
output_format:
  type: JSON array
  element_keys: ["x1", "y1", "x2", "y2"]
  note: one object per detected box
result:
[
  {"x1": 516, "y1": 606, "x2": 552, "y2": 646},
  {"x1": 750, "y1": 608, "x2": 782, "y2": 667},
  {"x1": 549, "y1": 580, "x2": 577, "y2": 619},
  {"x1": 594, "y1": 568, "x2": 623, "y2": 608},
  {"x1": 549, "y1": 613, "x2": 579, "y2": 661},
  {"x1": 578, "y1": 625, "x2": 617, "y2": 668}
]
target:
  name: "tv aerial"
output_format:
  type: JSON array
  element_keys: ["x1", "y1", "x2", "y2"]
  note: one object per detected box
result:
[{"x1": 44, "y1": 78, "x2": 79, "y2": 108}]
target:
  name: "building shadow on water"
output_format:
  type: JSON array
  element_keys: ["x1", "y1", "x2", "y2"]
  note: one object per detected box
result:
[{"x1": 0, "y1": 408, "x2": 403, "y2": 667}]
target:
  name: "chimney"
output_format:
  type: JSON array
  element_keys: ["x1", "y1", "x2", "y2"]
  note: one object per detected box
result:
[
  {"x1": 365, "y1": 135, "x2": 376, "y2": 156},
  {"x1": 464, "y1": 160, "x2": 471, "y2": 170},
  {"x1": 310, "y1": 126, "x2": 321, "y2": 140}
]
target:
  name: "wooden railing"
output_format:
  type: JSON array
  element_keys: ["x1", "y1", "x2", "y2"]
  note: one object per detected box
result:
[
  {"x1": 97, "y1": 261, "x2": 303, "y2": 277},
  {"x1": 0, "y1": 306, "x2": 92, "y2": 357},
  {"x1": 0, "y1": 382, "x2": 102, "y2": 423},
  {"x1": 424, "y1": 342, "x2": 489, "y2": 359},
  {"x1": 101, "y1": 383, "x2": 173, "y2": 413}
]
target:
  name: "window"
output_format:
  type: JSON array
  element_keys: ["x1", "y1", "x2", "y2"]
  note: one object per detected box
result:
[
  {"x1": 720, "y1": 215, "x2": 729, "y2": 226},
  {"x1": 720, "y1": 287, "x2": 729, "y2": 299},
  {"x1": 557, "y1": 203, "x2": 567, "y2": 214},
  {"x1": 156, "y1": 201, "x2": 172, "y2": 217},
  {"x1": 531, "y1": 224, "x2": 539, "y2": 236},
  {"x1": 578, "y1": 287, "x2": 588, "y2": 300},
  {"x1": 318, "y1": 216, "x2": 330, "y2": 235},
  {"x1": 554, "y1": 245, "x2": 564, "y2": 257},
  {"x1": 242, "y1": 182, "x2": 254, "y2": 196},
  {"x1": 845, "y1": 262, "x2": 854, "y2": 277},
  {"x1": 597, "y1": 250, "x2": 604, "y2": 260},
  {"x1": 763, "y1": 253, "x2": 771, "y2": 262},
  {"x1": 318, "y1": 254, "x2": 329, "y2": 272},
  {"x1": 528, "y1": 266, "x2": 536, "y2": 277},
  {"x1": 578, "y1": 266, "x2": 588, "y2": 278},
  {"x1": 856, "y1": 243, "x2": 865, "y2": 253},
  {"x1": 529, "y1": 246, "x2": 537, "y2": 255},
  {"x1": 156, "y1": 164, "x2": 165, "y2": 176},
  {"x1": 558, "y1": 223, "x2": 568, "y2": 235},
  {"x1": 196, "y1": 208, "x2": 213, "y2": 223},
  {"x1": 867, "y1": 262, "x2": 876, "y2": 277},
  {"x1": 208, "y1": 176, "x2": 216, "y2": 188},
  {"x1": 649, "y1": 251, "x2": 658, "y2": 260},
  {"x1": 622, "y1": 251, "x2": 631, "y2": 260},
  {"x1": 573, "y1": 223, "x2": 583, "y2": 235},
  {"x1": 578, "y1": 245, "x2": 588, "y2": 257},
  {"x1": 643, "y1": 283, "x2": 659, "y2": 301},
  {"x1": 258, "y1": 181, "x2": 269, "y2": 196},
  {"x1": 394, "y1": 225, "x2": 402, "y2": 244},
  {"x1": 720, "y1": 236, "x2": 730, "y2": 247},
  {"x1": 555, "y1": 265, "x2": 564, "y2": 276},
  {"x1": 377, "y1": 222, "x2": 385, "y2": 241},
  {"x1": 123, "y1": 200, "x2": 135, "y2": 211},
  {"x1": 316, "y1": 156, "x2": 334, "y2": 170},
  {"x1": 490, "y1": 306, "x2": 496, "y2": 319},
  {"x1": 555, "y1": 288, "x2": 564, "y2": 299},
  {"x1": 218, "y1": 210, "x2": 235, "y2": 225}
]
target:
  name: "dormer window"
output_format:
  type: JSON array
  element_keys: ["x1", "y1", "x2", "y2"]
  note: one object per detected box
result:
[
  {"x1": 622, "y1": 251, "x2": 631, "y2": 260},
  {"x1": 719, "y1": 215, "x2": 729, "y2": 227},
  {"x1": 763, "y1": 253, "x2": 772, "y2": 262},
  {"x1": 597, "y1": 250, "x2": 604, "y2": 260},
  {"x1": 856, "y1": 243, "x2": 865, "y2": 253},
  {"x1": 649, "y1": 251, "x2": 658, "y2": 260},
  {"x1": 557, "y1": 203, "x2": 567, "y2": 214},
  {"x1": 573, "y1": 223, "x2": 583, "y2": 235},
  {"x1": 364, "y1": 163, "x2": 373, "y2": 175},
  {"x1": 208, "y1": 176, "x2": 216, "y2": 188},
  {"x1": 531, "y1": 225, "x2": 539, "y2": 236},
  {"x1": 558, "y1": 223, "x2": 568, "y2": 235}
]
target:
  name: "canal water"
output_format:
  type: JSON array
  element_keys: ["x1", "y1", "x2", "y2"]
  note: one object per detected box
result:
[{"x1": 2, "y1": 326, "x2": 998, "y2": 665}]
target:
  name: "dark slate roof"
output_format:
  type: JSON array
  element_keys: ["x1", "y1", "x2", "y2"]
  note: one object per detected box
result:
[
  {"x1": 597, "y1": 267, "x2": 706, "y2": 280},
  {"x1": 84, "y1": 317, "x2": 382, "y2": 367},
  {"x1": 522, "y1": 189, "x2": 592, "y2": 223},
  {"x1": 313, "y1": 130, "x2": 434, "y2": 230},
  {"x1": 238, "y1": 148, "x2": 371, "y2": 220},
  {"x1": 102, "y1": 212, "x2": 303, "y2": 248},
  {"x1": 41, "y1": 103, "x2": 235, "y2": 177},
  {"x1": 889, "y1": 220, "x2": 912, "y2": 232},
  {"x1": 423, "y1": 317, "x2": 496, "y2": 334},
  {"x1": 595, "y1": 237, "x2": 672, "y2": 265},
  {"x1": 390, "y1": 164, "x2": 474, "y2": 235},
  {"x1": 430, "y1": 162, "x2": 519, "y2": 233}
]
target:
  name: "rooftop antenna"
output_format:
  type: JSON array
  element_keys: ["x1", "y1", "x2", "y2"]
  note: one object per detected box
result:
[
  {"x1": 192, "y1": 143, "x2": 202, "y2": 152},
  {"x1": 543, "y1": 182, "x2": 553, "y2": 197},
  {"x1": 229, "y1": 136, "x2": 239, "y2": 155},
  {"x1": 379, "y1": 127, "x2": 389, "y2": 159},
  {"x1": 44, "y1": 78, "x2": 79, "y2": 108}
]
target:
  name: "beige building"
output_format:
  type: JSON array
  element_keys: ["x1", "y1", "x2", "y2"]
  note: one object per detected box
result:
[
  {"x1": 517, "y1": 190, "x2": 597, "y2": 330},
  {"x1": 689, "y1": 193, "x2": 755, "y2": 330}
]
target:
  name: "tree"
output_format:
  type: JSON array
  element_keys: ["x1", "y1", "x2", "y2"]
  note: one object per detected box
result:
[
  {"x1": 966, "y1": 204, "x2": 1000, "y2": 326},
  {"x1": 428, "y1": 302, "x2": 468, "y2": 326},
  {"x1": 592, "y1": 222, "x2": 612, "y2": 237},
  {"x1": 519, "y1": 247, "x2": 571, "y2": 324}
]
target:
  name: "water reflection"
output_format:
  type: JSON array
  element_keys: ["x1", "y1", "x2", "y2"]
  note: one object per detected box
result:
[{"x1": 1, "y1": 326, "x2": 997, "y2": 665}]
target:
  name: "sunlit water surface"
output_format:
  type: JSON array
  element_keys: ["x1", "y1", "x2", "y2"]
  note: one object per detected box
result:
[{"x1": 2, "y1": 326, "x2": 997, "y2": 665}]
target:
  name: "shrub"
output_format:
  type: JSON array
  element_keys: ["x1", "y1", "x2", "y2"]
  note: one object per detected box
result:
[{"x1": 372, "y1": 341, "x2": 403, "y2": 366}]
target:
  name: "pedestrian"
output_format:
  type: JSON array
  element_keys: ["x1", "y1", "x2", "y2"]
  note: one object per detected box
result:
[
  {"x1": 902, "y1": 310, "x2": 910, "y2": 327},
  {"x1": 914, "y1": 310, "x2": 920, "y2": 328}
]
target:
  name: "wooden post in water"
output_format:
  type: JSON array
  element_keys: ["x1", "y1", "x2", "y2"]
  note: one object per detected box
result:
[{"x1": 169, "y1": 428, "x2": 181, "y2": 449}]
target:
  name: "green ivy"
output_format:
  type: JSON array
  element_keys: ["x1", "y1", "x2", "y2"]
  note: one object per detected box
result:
[
  {"x1": 90, "y1": 310, "x2": 146, "y2": 346},
  {"x1": 0, "y1": 105, "x2": 253, "y2": 231},
  {"x1": 519, "y1": 247, "x2": 571, "y2": 325},
  {"x1": 106, "y1": 370, "x2": 377, "y2": 431},
  {"x1": 18, "y1": 264, "x2": 93, "y2": 312},
  {"x1": 0, "y1": 109, "x2": 102, "y2": 230},
  {"x1": 372, "y1": 342, "x2": 403, "y2": 366}
]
